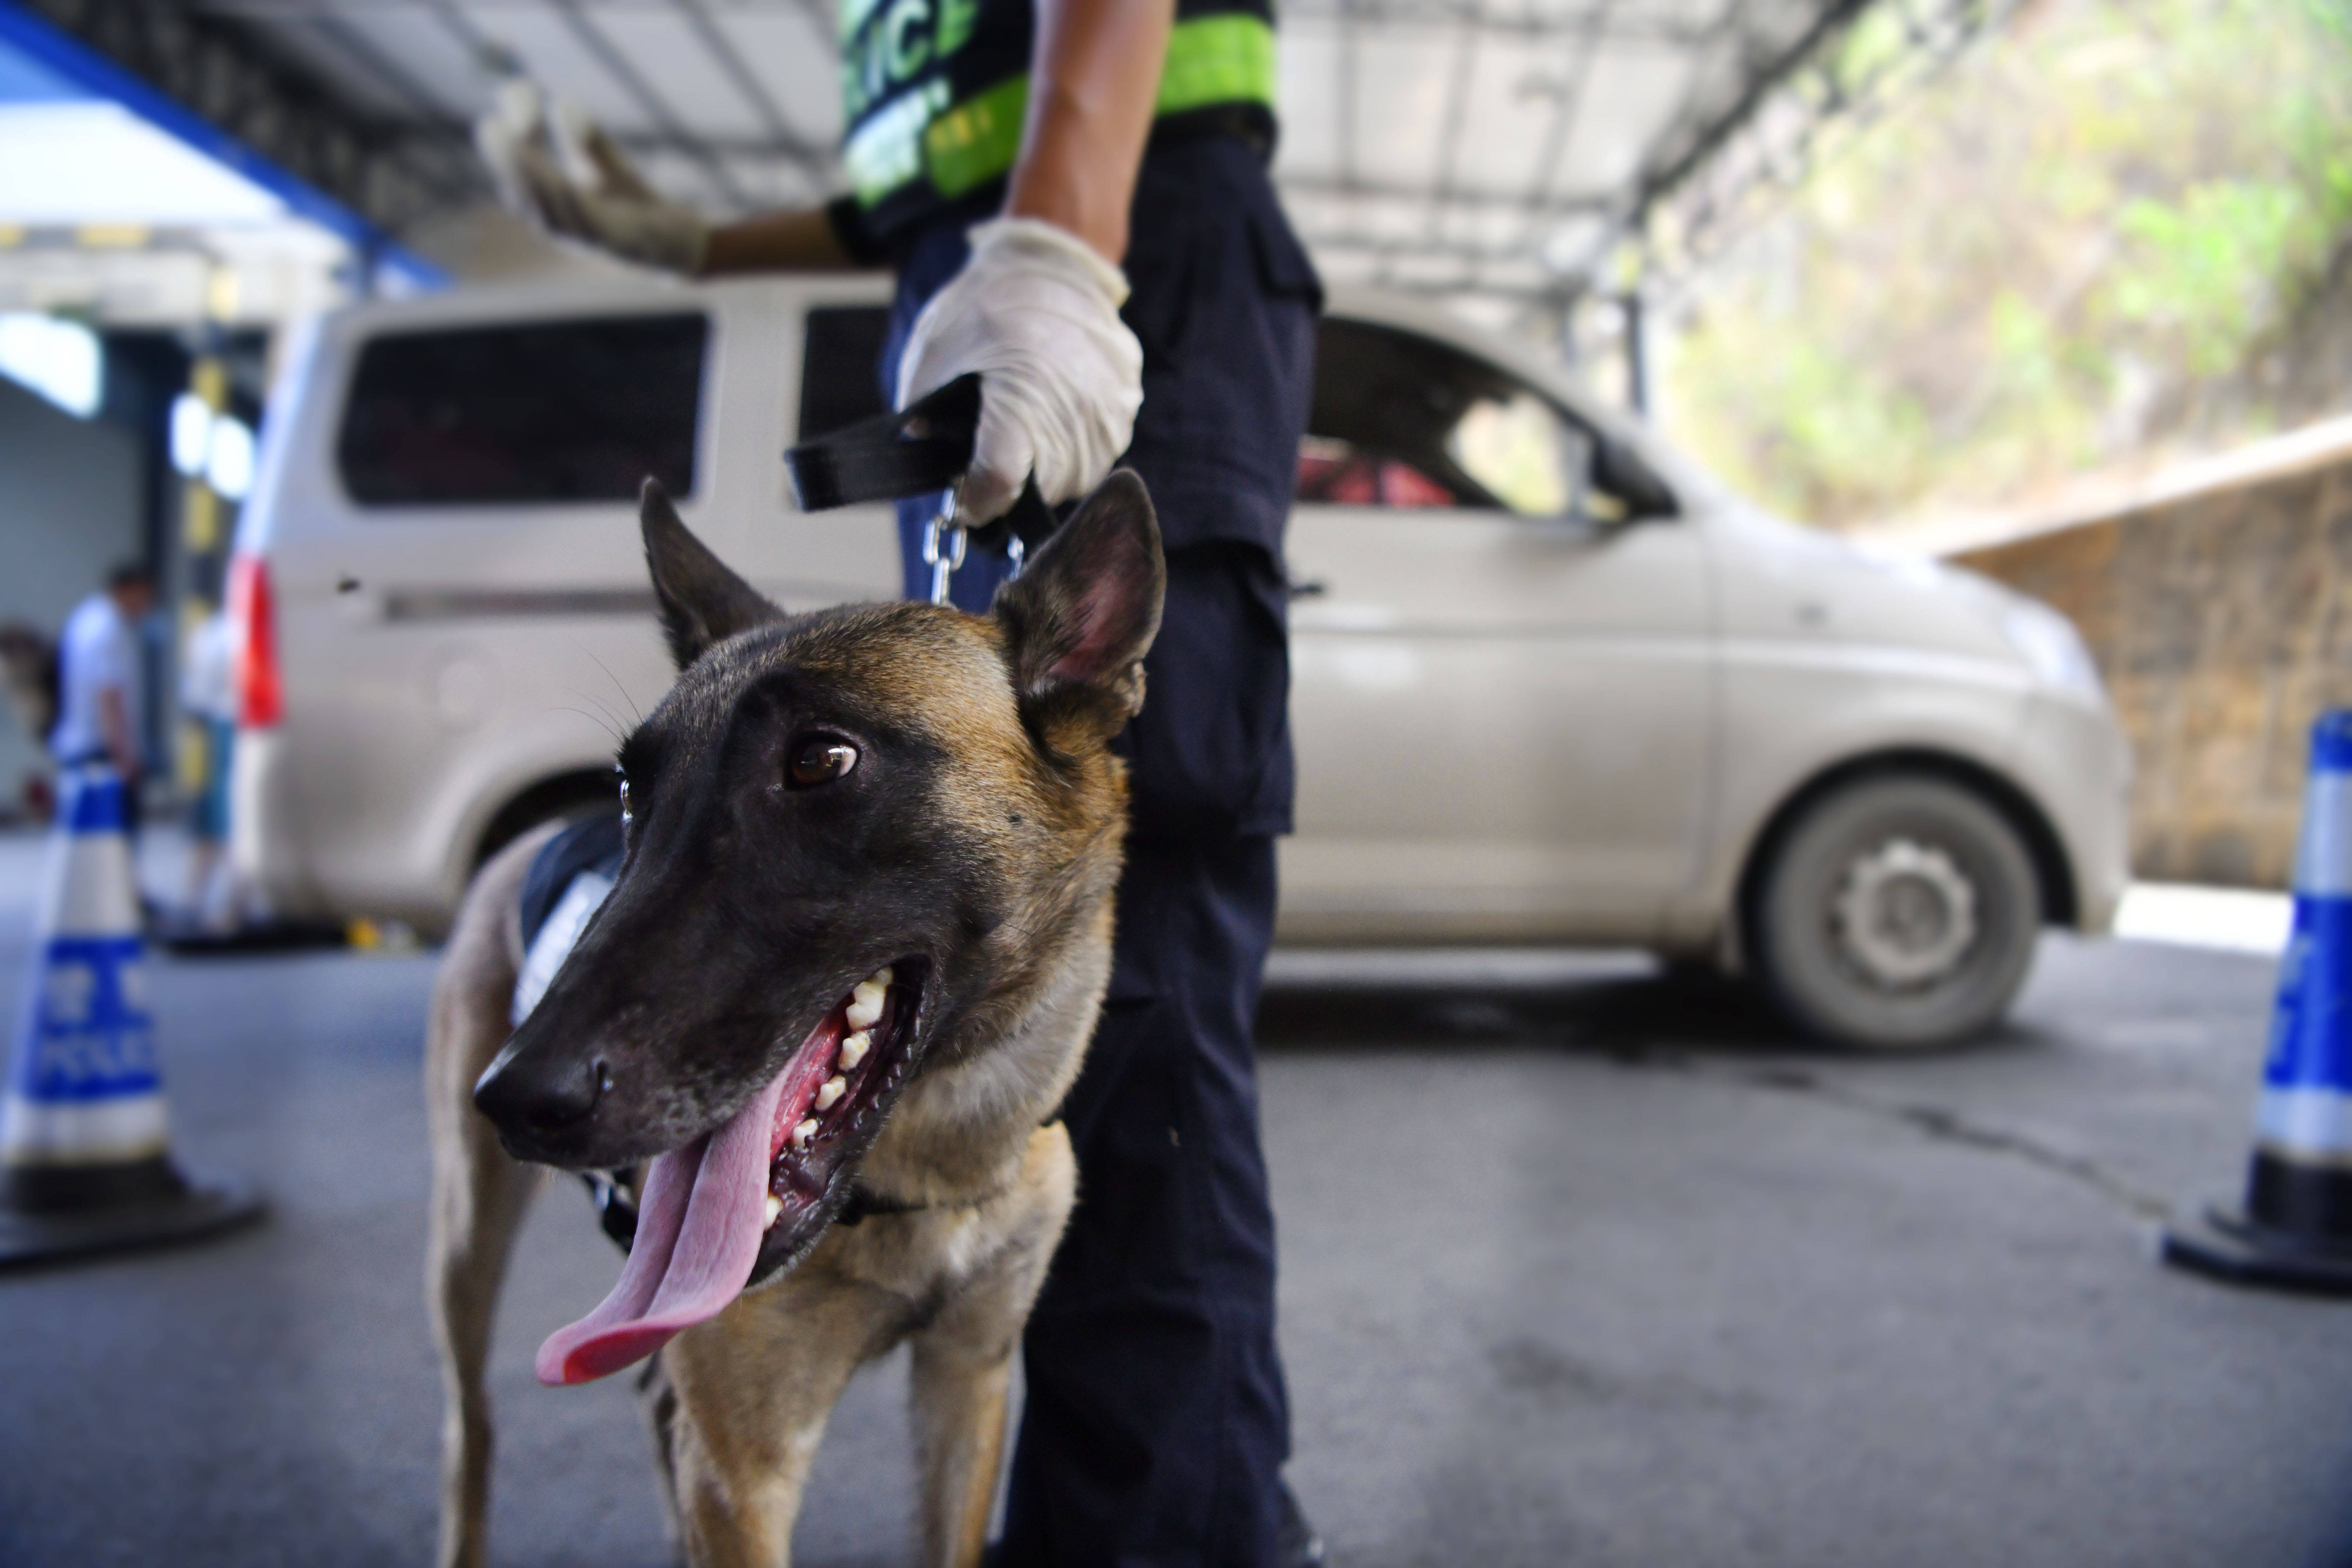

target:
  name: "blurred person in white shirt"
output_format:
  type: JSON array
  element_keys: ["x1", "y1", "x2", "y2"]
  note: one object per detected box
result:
[{"x1": 49, "y1": 563, "x2": 156, "y2": 817}]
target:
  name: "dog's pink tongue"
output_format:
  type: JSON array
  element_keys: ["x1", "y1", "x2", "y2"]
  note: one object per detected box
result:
[{"x1": 534, "y1": 1070, "x2": 790, "y2": 1386}]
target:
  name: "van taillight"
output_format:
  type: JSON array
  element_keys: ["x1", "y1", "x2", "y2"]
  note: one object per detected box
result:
[{"x1": 226, "y1": 553, "x2": 283, "y2": 729}]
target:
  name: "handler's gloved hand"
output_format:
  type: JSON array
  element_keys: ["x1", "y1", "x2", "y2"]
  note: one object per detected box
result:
[
  {"x1": 895, "y1": 217, "x2": 1144, "y2": 528},
  {"x1": 474, "y1": 80, "x2": 709, "y2": 276}
]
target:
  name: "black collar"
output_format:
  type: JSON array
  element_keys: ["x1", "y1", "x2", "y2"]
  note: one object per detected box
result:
[{"x1": 578, "y1": 1165, "x2": 1012, "y2": 1254}]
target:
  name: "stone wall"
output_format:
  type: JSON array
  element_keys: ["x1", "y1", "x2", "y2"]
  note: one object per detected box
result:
[{"x1": 1952, "y1": 426, "x2": 2352, "y2": 888}]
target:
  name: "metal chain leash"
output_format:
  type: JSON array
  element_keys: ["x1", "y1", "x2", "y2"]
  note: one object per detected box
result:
[
  {"x1": 921, "y1": 492, "x2": 967, "y2": 605},
  {"x1": 920, "y1": 485, "x2": 1027, "y2": 605}
]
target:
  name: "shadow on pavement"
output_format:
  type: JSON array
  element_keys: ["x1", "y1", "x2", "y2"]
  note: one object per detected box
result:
[
  {"x1": 1256, "y1": 957, "x2": 2065, "y2": 1068},
  {"x1": 1259, "y1": 962, "x2": 1802, "y2": 1054}
]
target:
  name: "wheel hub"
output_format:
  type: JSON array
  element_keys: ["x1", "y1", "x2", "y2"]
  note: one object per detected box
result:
[{"x1": 1831, "y1": 837, "x2": 1978, "y2": 989}]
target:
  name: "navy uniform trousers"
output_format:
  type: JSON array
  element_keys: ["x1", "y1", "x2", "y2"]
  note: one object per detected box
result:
[{"x1": 884, "y1": 133, "x2": 1321, "y2": 1566}]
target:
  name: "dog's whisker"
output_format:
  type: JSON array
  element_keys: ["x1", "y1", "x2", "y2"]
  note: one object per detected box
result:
[
  {"x1": 584, "y1": 650, "x2": 643, "y2": 727},
  {"x1": 550, "y1": 700, "x2": 628, "y2": 747},
  {"x1": 557, "y1": 687, "x2": 632, "y2": 743}
]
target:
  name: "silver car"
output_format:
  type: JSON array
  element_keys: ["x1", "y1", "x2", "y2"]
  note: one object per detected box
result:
[{"x1": 228, "y1": 277, "x2": 2128, "y2": 1049}]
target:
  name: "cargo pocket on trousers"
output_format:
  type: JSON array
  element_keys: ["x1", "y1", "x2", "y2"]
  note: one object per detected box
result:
[
  {"x1": 1244, "y1": 190, "x2": 1324, "y2": 314},
  {"x1": 1118, "y1": 543, "x2": 1293, "y2": 841}
]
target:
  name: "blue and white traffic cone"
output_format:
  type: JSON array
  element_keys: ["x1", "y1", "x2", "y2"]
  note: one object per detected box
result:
[
  {"x1": 2163, "y1": 710, "x2": 2352, "y2": 1293},
  {"x1": 0, "y1": 766, "x2": 261, "y2": 1265}
]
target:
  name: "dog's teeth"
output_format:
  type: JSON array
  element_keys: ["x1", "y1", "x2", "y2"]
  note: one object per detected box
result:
[
  {"x1": 839, "y1": 1032, "x2": 870, "y2": 1070},
  {"x1": 816, "y1": 1075, "x2": 847, "y2": 1111},
  {"x1": 873, "y1": 965, "x2": 894, "y2": 987},
  {"x1": 792, "y1": 1118, "x2": 819, "y2": 1150},
  {"x1": 846, "y1": 979, "x2": 886, "y2": 1029},
  {"x1": 764, "y1": 1194, "x2": 783, "y2": 1227}
]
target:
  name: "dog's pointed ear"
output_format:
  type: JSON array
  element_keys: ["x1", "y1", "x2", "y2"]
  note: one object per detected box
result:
[
  {"x1": 991, "y1": 470, "x2": 1165, "y2": 741},
  {"x1": 640, "y1": 479, "x2": 779, "y2": 669}
]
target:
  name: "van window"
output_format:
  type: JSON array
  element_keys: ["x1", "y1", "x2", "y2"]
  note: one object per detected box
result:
[
  {"x1": 337, "y1": 314, "x2": 707, "y2": 506},
  {"x1": 798, "y1": 305, "x2": 893, "y2": 439},
  {"x1": 1300, "y1": 318, "x2": 1629, "y2": 520}
]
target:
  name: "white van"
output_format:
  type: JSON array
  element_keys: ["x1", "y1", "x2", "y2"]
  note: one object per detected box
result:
[{"x1": 228, "y1": 275, "x2": 2129, "y2": 1049}]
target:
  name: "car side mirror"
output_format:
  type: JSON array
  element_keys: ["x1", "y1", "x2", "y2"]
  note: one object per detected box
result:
[{"x1": 1593, "y1": 435, "x2": 1679, "y2": 521}]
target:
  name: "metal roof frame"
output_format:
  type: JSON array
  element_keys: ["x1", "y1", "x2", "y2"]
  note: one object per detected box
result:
[
  {"x1": 8, "y1": 0, "x2": 458, "y2": 285},
  {"x1": 14, "y1": 0, "x2": 1998, "y2": 308}
]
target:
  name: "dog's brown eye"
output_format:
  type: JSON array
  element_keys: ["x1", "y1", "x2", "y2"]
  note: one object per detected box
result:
[{"x1": 787, "y1": 738, "x2": 858, "y2": 789}]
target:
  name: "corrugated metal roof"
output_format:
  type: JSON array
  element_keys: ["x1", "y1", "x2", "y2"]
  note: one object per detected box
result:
[{"x1": 188, "y1": 0, "x2": 1868, "y2": 299}]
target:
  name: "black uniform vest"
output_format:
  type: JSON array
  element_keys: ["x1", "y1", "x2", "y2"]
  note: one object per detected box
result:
[{"x1": 838, "y1": 0, "x2": 1279, "y2": 244}]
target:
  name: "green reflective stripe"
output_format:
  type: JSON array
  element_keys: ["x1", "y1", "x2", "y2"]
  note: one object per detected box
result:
[
  {"x1": 935, "y1": 0, "x2": 979, "y2": 61},
  {"x1": 1154, "y1": 13, "x2": 1275, "y2": 116},
  {"x1": 846, "y1": 79, "x2": 952, "y2": 205},
  {"x1": 924, "y1": 74, "x2": 1028, "y2": 199},
  {"x1": 850, "y1": 13, "x2": 1277, "y2": 209}
]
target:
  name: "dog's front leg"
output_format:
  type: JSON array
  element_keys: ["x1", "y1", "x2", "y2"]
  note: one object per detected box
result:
[
  {"x1": 426, "y1": 829, "x2": 557, "y2": 1568},
  {"x1": 664, "y1": 1271, "x2": 893, "y2": 1567},
  {"x1": 910, "y1": 1333, "x2": 1016, "y2": 1568},
  {"x1": 910, "y1": 1125, "x2": 1078, "y2": 1568}
]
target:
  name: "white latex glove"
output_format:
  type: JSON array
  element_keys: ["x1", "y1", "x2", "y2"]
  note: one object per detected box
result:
[
  {"x1": 474, "y1": 80, "x2": 709, "y2": 276},
  {"x1": 895, "y1": 217, "x2": 1144, "y2": 528}
]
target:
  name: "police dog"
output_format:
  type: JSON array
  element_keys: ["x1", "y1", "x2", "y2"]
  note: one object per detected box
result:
[{"x1": 426, "y1": 473, "x2": 1163, "y2": 1568}]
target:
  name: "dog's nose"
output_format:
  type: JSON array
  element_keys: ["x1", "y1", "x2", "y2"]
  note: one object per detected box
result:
[{"x1": 474, "y1": 1051, "x2": 609, "y2": 1137}]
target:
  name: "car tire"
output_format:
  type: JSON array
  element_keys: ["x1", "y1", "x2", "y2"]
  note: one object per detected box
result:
[{"x1": 1750, "y1": 774, "x2": 2042, "y2": 1051}]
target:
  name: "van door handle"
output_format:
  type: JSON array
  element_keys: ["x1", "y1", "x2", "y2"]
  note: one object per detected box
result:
[{"x1": 1287, "y1": 579, "x2": 1328, "y2": 600}]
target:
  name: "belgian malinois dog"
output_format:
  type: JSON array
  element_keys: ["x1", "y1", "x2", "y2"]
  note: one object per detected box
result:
[{"x1": 426, "y1": 472, "x2": 1164, "y2": 1568}]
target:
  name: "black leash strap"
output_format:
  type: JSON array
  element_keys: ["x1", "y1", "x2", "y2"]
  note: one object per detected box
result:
[
  {"x1": 784, "y1": 373, "x2": 1064, "y2": 595},
  {"x1": 786, "y1": 373, "x2": 982, "y2": 512}
]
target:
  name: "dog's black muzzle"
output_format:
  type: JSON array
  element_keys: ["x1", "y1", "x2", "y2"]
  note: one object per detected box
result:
[{"x1": 473, "y1": 1037, "x2": 613, "y2": 1167}]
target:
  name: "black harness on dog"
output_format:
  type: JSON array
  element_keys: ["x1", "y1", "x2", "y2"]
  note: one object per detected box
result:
[{"x1": 575, "y1": 1167, "x2": 988, "y2": 1257}]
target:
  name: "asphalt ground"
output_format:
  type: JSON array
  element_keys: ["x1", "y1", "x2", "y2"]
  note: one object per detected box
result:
[{"x1": 1, "y1": 830, "x2": 2349, "y2": 1568}]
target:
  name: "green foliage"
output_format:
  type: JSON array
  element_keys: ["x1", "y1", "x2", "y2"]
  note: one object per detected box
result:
[
  {"x1": 1664, "y1": 0, "x2": 2352, "y2": 528},
  {"x1": 2110, "y1": 177, "x2": 2332, "y2": 383}
]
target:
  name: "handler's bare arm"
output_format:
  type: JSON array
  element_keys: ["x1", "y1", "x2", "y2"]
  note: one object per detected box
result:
[
  {"x1": 700, "y1": 207, "x2": 856, "y2": 275},
  {"x1": 1003, "y1": 0, "x2": 1174, "y2": 263},
  {"x1": 482, "y1": 0, "x2": 1170, "y2": 276}
]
